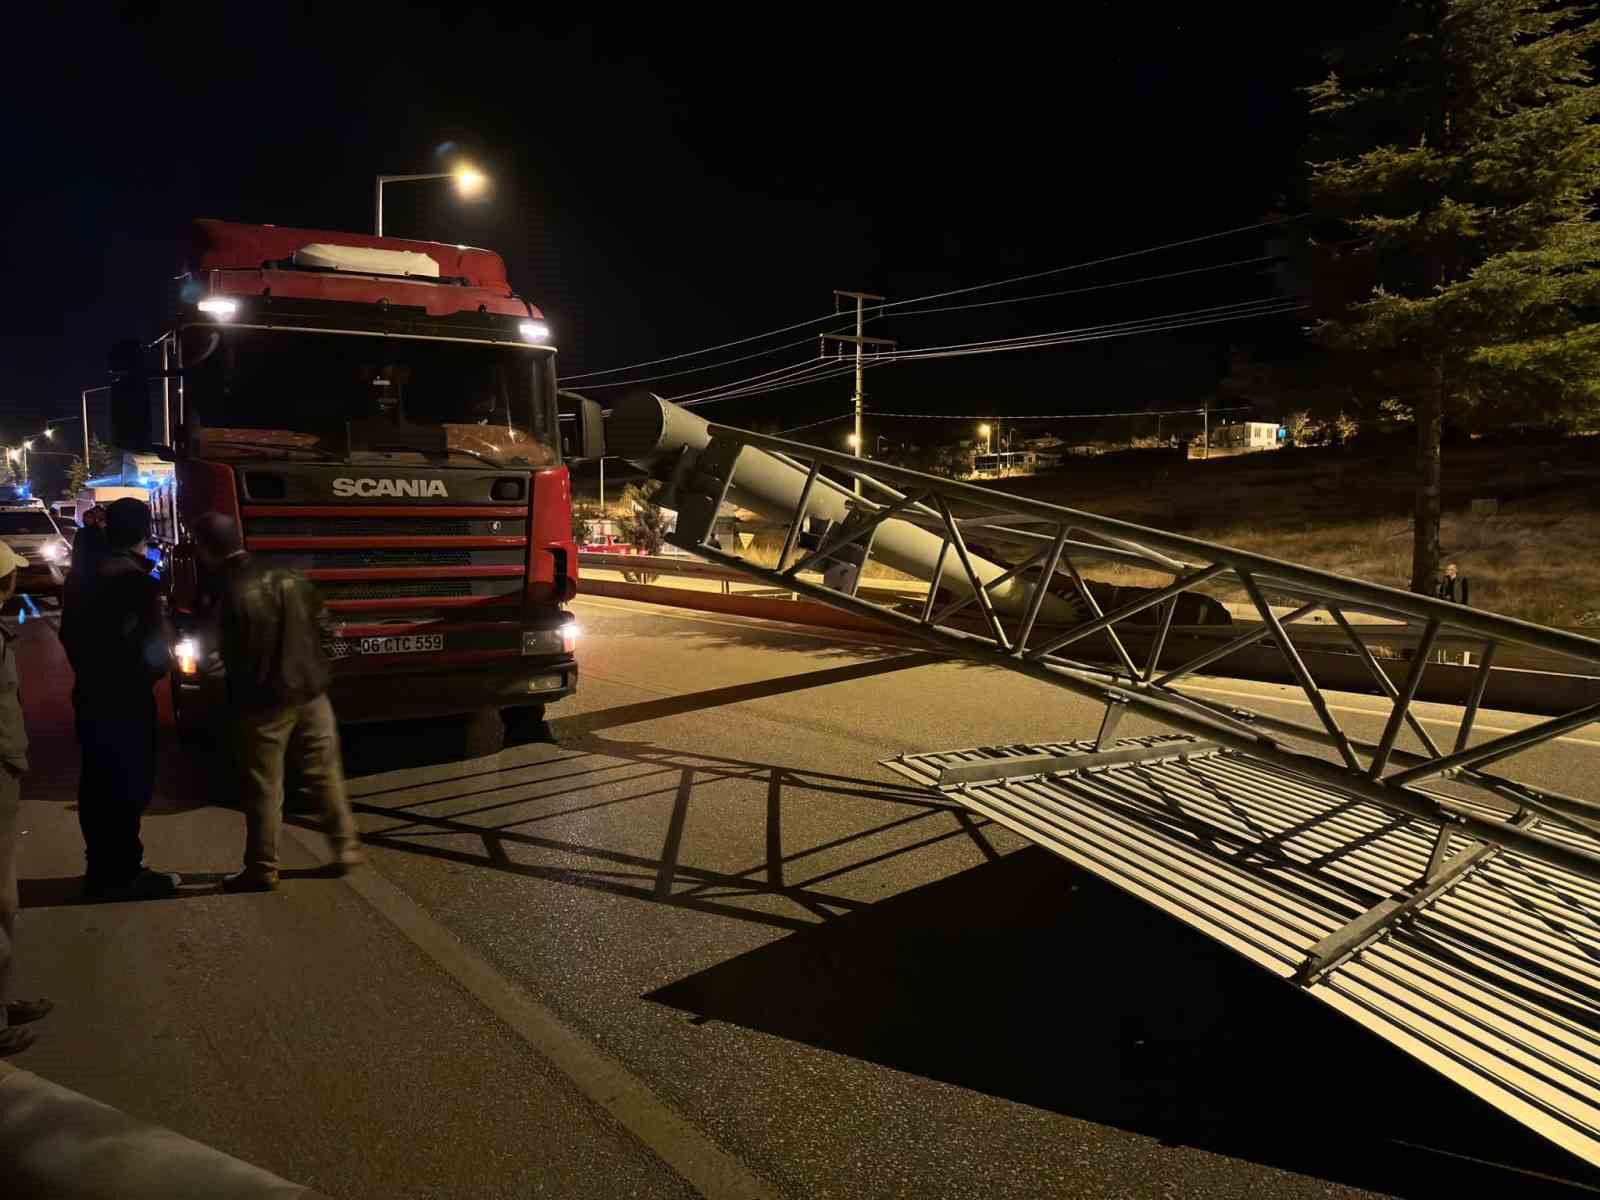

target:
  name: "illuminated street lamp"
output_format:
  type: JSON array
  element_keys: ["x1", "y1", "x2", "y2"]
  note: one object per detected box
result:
[
  {"x1": 374, "y1": 163, "x2": 489, "y2": 236},
  {"x1": 978, "y1": 423, "x2": 992, "y2": 453},
  {"x1": 847, "y1": 433, "x2": 860, "y2": 450}
]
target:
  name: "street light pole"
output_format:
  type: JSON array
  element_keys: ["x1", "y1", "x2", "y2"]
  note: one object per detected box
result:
[
  {"x1": 374, "y1": 166, "x2": 488, "y2": 236},
  {"x1": 80, "y1": 386, "x2": 108, "y2": 465}
]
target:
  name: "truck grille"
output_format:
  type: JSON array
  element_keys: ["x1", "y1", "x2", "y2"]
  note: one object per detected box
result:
[
  {"x1": 322, "y1": 580, "x2": 475, "y2": 600},
  {"x1": 311, "y1": 549, "x2": 473, "y2": 568},
  {"x1": 249, "y1": 517, "x2": 523, "y2": 538}
]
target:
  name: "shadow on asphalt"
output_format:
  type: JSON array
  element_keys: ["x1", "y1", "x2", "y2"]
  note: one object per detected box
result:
[
  {"x1": 333, "y1": 652, "x2": 939, "y2": 778},
  {"x1": 647, "y1": 845, "x2": 1600, "y2": 1200},
  {"x1": 339, "y1": 733, "x2": 990, "y2": 934}
]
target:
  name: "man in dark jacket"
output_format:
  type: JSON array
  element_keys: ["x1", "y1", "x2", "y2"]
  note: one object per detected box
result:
[
  {"x1": 59, "y1": 498, "x2": 179, "y2": 899},
  {"x1": 192, "y1": 514, "x2": 361, "y2": 892},
  {"x1": 56, "y1": 504, "x2": 107, "y2": 661}
]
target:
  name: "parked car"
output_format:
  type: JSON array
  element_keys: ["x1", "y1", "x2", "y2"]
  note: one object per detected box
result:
[
  {"x1": 0, "y1": 505, "x2": 70, "y2": 595},
  {"x1": 581, "y1": 533, "x2": 641, "y2": 555}
]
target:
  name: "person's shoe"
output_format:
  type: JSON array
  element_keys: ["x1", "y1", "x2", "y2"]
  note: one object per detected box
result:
[
  {"x1": 221, "y1": 869, "x2": 278, "y2": 894},
  {"x1": 331, "y1": 846, "x2": 365, "y2": 876},
  {"x1": 127, "y1": 869, "x2": 181, "y2": 899},
  {"x1": 0, "y1": 1025, "x2": 37, "y2": 1057},
  {"x1": 4, "y1": 999, "x2": 54, "y2": 1026}
]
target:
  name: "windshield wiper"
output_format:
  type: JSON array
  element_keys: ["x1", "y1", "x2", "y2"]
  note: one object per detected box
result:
[
  {"x1": 369, "y1": 442, "x2": 504, "y2": 467},
  {"x1": 201, "y1": 438, "x2": 342, "y2": 461}
]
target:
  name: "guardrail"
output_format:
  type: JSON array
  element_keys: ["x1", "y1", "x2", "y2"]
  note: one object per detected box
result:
[{"x1": 578, "y1": 551, "x2": 1600, "y2": 691}]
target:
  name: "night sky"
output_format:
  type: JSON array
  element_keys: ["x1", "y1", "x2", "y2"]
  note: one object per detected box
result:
[{"x1": 2, "y1": 3, "x2": 1331, "y2": 466}]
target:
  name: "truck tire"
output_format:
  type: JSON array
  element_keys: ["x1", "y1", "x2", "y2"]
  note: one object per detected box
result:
[
  {"x1": 501, "y1": 704, "x2": 554, "y2": 747},
  {"x1": 169, "y1": 675, "x2": 212, "y2": 747}
]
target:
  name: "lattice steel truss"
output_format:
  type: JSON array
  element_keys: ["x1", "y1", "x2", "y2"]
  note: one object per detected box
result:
[{"x1": 666, "y1": 424, "x2": 1600, "y2": 913}]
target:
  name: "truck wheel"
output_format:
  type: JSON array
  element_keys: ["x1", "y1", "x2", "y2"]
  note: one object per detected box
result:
[
  {"x1": 169, "y1": 675, "x2": 212, "y2": 747},
  {"x1": 462, "y1": 709, "x2": 508, "y2": 759},
  {"x1": 501, "y1": 704, "x2": 554, "y2": 747}
]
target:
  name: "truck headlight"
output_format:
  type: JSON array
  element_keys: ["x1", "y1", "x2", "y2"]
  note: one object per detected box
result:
[
  {"x1": 174, "y1": 638, "x2": 200, "y2": 677},
  {"x1": 522, "y1": 623, "x2": 578, "y2": 656},
  {"x1": 40, "y1": 540, "x2": 65, "y2": 562}
]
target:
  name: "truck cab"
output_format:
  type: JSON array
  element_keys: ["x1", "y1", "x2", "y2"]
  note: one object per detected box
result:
[{"x1": 112, "y1": 220, "x2": 604, "y2": 731}]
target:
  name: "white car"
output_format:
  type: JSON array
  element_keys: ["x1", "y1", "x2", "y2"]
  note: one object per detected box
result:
[{"x1": 0, "y1": 506, "x2": 70, "y2": 594}]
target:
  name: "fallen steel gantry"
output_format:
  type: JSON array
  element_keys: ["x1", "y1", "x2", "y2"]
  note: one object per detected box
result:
[{"x1": 610, "y1": 394, "x2": 1600, "y2": 1166}]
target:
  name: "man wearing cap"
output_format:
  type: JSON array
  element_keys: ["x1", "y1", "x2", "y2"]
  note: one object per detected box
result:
[
  {"x1": 58, "y1": 498, "x2": 179, "y2": 899},
  {"x1": 0, "y1": 542, "x2": 54, "y2": 1054}
]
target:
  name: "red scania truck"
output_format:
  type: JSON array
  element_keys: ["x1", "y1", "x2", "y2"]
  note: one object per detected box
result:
[{"x1": 109, "y1": 219, "x2": 605, "y2": 732}]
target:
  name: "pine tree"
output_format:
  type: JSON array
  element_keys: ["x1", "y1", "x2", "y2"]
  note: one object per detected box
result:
[
  {"x1": 1308, "y1": 1, "x2": 1600, "y2": 593},
  {"x1": 618, "y1": 481, "x2": 668, "y2": 555},
  {"x1": 64, "y1": 435, "x2": 121, "y2": 497}
]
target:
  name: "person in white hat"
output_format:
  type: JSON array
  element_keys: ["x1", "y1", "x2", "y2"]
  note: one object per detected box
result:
[{"x1": 0, "y1": 541, "x2": 55, "y2": 1055}]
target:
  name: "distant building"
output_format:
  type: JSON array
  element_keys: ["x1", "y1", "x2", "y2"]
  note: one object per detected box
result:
[{"x1": 1211, "y1": 421, "x2": 1285, "y2": 452}]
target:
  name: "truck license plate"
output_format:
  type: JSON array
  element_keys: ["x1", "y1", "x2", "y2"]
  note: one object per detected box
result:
[{"x1": 358, "y1": 634, "x2": 444, "y2": 656}]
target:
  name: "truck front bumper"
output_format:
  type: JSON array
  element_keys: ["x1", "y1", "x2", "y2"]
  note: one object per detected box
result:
[
  {"x1": 329, "y1": 654, "x2": 577, "y2": 724},
  {"x1": 172, "y1": 654, "x2": 577, "y2": 729}
]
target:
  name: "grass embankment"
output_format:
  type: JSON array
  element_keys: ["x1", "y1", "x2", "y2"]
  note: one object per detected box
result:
[{"x1": 985, "y1": 435, "x2": 1600, "y2": 627}]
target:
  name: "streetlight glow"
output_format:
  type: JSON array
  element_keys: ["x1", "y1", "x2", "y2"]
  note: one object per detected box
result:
[
  {"x1": 978, "y1": 424, "x2": 991, "y2": 438},
  {"x1": 847, "y1": 433, "x2": 860, "y2": 449},
  {"x1": 375, "y1": 164, "x2": 492, "y2": 236},
  {"x1": 43, "y1": 428, "x2": 53, "y2": 439}
]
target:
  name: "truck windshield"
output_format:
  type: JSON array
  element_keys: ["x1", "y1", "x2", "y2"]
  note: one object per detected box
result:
[{"x1": 179, "y1": 326, "x2": 559, "y2": 467}]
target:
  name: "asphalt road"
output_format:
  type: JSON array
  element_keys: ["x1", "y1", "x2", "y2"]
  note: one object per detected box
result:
[{"x1": 12, "y1": 592, "x2": 1600, "y2": 1199}]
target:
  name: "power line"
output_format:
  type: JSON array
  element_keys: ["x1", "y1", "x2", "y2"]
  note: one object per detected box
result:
[
  {"x1": 777, "y1": 411, "x2": 855, "y2": 434},
  {"x1": 589, "y1": 254, "x2": 1281, "y2": 392},
  {"x1": 569, "y1": 332, "x2": 829, "y2": 391},
  {"x1": 874, "y1": 215, "x2": 1304, "y2": 314},
  {"x1": 878, "y1": 255, "x2": 1280, "y2": 320},
  {"x1": 674, "y1": 299, "x2": 1304, "y2": 407},
  {"x1": 680, "y1": 362, "x2": 860, "y2": 407},
  {"x1": 669, "y1": 355, "x2": 834, "y2": 403},
  {"x1": 563, "y1": 214, "x2": 1305, "y2": 382},
  {"x1": 878, "y1": 298, "x2": 1301, "y2": 362},
  {"x1": 560, "y1": 310, "x2": 842, "y2": 381},
  {"x1": 864, "y1": 405, "x2": 1254, "y2": 420}
]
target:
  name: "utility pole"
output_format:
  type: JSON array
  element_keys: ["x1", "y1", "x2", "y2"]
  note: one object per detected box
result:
[
  {"x1": 1202, "y1": 398, "x2": 1210, "y2": 460},
  {"x1": 822, "y1": 291, "x2": 895, "y2": 495}
]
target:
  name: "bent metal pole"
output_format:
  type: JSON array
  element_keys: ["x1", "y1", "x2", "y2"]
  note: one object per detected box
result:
[{"x1": 608, "y1": 392, "x2": 1084, "y2": 623}]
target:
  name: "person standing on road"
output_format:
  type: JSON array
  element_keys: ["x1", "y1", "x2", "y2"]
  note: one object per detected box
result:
[
  {"x1": 56, "y1": 504, "x2": 108, "y2": 662},
  {"x1": 1436, "y1": 562, "x2": 1470, "y2": 605},
  {"x1": 59, "y1": 498, "x2": 179, "y2": 899},
  {"x1": 191, "y1": 514, "x2": 362, "y2": 892},
  {"x1": 0, "y1": 543, "x2": 55, "y2": 1055}
]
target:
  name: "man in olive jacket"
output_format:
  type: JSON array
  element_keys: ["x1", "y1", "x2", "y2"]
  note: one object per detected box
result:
[{"x1": 193, "y1": 515, "x2": 362, "y2": 892}]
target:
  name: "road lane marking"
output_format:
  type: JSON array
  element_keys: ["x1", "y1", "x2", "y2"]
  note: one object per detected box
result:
[
  {"x1": 1180, "y1": 681, "x2": 1600, "y2": 749},
  {"x1": 576, "y1": 594, "x2": 1600, "y2": 750},
  {"x1": 573, "y1": 595, "x2": 915, "y2": 648},
  {"x1": 284, "y1": 825, "x2": 781, "y2": 1200}
]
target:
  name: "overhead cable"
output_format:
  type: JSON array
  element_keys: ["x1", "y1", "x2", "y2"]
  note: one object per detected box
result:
[{"x1": 564, "y1": 214, "x2": 1305, "y2": 381}]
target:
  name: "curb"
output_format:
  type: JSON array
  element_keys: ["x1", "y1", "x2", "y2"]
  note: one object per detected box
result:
[{"x1": 0, "y1": 1061, "x2": 331, "y2": 1199}]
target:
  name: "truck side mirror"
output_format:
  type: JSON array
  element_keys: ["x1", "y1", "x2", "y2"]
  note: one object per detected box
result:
[
  {"x1": 557, "y1": 390, "x2": 607, "y2": 463},
  {"x1": 107, "y1": 339, "x2": 157, "y2": 452}
]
